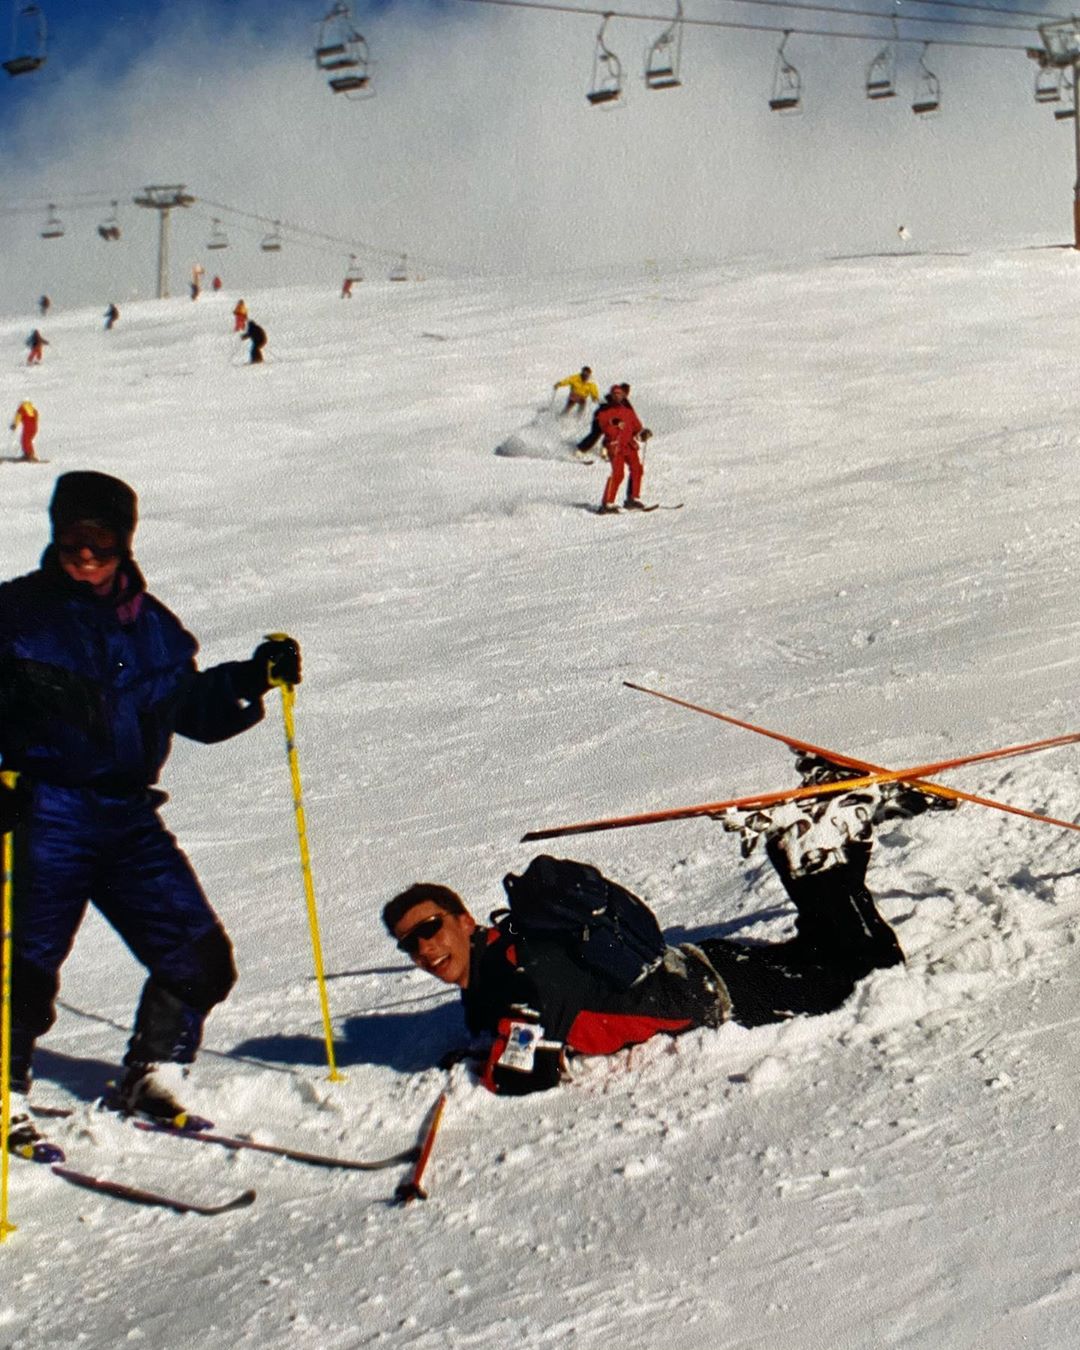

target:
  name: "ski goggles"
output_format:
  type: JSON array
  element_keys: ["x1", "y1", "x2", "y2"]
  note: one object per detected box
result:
[
  {"x1": 57, "y1": 523, "x2": 123, "y2": 561},
  {"x1": 396, "y1": 915, "x2": 444, "y2": 955}
]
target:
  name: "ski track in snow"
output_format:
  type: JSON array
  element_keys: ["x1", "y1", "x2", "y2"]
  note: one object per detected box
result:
[{"x1": 2, "y1": 254, "x2": 1080, "y2": 1346}]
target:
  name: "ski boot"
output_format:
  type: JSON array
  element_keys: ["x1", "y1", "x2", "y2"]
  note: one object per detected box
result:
[
  {"x1": 7, "y1": 1114, "x2": 65, "y2": 1164},
  {"x1": 106, "y1": 1062, "x2": 212, "y2": 1134}
]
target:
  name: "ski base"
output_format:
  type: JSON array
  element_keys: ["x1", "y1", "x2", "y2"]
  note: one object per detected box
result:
[
  {"x1": 52, "y1": 1164, "x2": 256, "y2": 1216},
  {"x1": 134, "y1": 1121, "x2": 421, "y2": 1172}
]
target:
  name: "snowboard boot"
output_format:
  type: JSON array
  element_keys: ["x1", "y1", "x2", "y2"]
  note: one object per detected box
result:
[{"x1": 114, "y1": 1062, "x2": 210, "y2": 1132}]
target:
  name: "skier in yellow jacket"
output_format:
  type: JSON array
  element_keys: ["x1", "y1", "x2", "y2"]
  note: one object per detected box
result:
[
  {"x1": 553, "y1": 366, "x2": 600, "y2": 417},
  {"x1": 10, "y1": 400, "x2": 39, "y2": 461}
]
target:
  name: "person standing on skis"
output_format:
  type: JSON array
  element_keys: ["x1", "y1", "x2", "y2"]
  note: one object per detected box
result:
[
  {"x1": 26, "y1": 330, "x2": 47, "y2": 365},
  {"x1": 9, "y1": 400, "x2": 40, "y2": 461},
  {"x1": 104, "y1": 304, "x2": 120, "y2": 332},
  {"x1": 0, "y1": 471, "x2": 301, "y2": 1151},
  {"x1": 582, "y1": 384, "x2": 652, "y2": 514},
  {"x1": 242, "y1": 319, "x2": 267, "y2": 365}
]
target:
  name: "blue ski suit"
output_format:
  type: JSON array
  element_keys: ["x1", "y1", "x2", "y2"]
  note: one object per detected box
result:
[{"x1": 0, "y1": 548, "x2": 266, "y2": 1086}]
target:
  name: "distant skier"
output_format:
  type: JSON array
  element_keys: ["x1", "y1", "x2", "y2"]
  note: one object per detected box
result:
[
  {"x1": 341, "y1": 276, "x2": 354, "y2": 299},
  {"x1": 232, "y1": 299, "x2": 248, "y2": 334},
  {"x1": 26, "y1": 330, "x2": 47, "y2": 365},
  {"x1": 212, "y1": 275, "x2": 222, "y2": 292},
  {"x1": 242, "y1": 319, "x2": 267, "y2": 365},
  {"x1": 0, "y1": 470, "x2": 302, "y2": 1154},
  {"x1": 38, "y1": 295, "x2": 50, "y2": 317},
  {"x1": 553, "y1": 366, "x2": 600, "y2": 417},
  {"x1": 104, "y1": 303, "x2": 120, "y2": 332},
  {"x1": 9, "y1": 400, "x2": 39, "y2": 461},
  {"x1": 579, "y1": 384, "x2": 653, "y2": 513}
]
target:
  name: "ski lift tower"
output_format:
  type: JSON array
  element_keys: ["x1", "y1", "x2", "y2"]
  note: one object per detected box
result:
[
  {"x1": 1031, "y1": 20, "x2": 1080, "y2": 246},
  {"x1": 132, "y1": 184, "x2": 194, "y2": 298}
]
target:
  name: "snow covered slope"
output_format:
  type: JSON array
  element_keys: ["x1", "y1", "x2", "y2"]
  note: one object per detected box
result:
[{"x1": 2, "y1": 251, "x2": 1080, "y2": 1347}]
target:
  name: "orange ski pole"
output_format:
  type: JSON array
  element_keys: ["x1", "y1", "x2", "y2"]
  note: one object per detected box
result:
[
  {"x1": 521, "y1": 732, "x2": 1080, "y2": 842},
  {"x1": 395, "y1": 1091, "x2": 447, "y2": 1204},
  {"x1": 623, "y1": 681, "x2": 1079, "y2": 825}
]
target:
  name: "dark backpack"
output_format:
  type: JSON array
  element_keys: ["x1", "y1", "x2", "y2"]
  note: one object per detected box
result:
[{"x1": 501, "y1": 854, "x2": 667, "y2": 991}]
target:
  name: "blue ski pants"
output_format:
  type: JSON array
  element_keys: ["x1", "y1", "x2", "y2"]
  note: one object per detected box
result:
[{"x1": 11, "y1": 782, "x2": 236, "y2": 1085}]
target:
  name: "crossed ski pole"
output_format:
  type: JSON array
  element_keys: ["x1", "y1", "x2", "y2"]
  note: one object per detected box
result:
[{"x1": 266, "y1": 635, "x2": 343, "y2": 1083}]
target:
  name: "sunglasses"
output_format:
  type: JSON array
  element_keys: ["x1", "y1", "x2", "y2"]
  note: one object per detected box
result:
[
  {"x1": 58, "y1": 540, "x2": 121, "y2": 561},
  {"x1": 396, "y1": 914, "x2": 444, "y2": 955}
]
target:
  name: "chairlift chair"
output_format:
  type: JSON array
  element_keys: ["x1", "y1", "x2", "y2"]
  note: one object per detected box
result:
[
  {"x1": 2, "y1": 3, "x2": 45, "y2": 77},
  {"x1": 865, "y1": 32, "x2": 896, "y2": 101},
  {"x1": 911, "y1": 44, "x2": 940, "y2": 115},
  {"x1": 315, "y1": 1, "x2": 373, "y2": 96},
  {"x1": 587, "y1": 15, "x2": 623, "y2": 106},
  {"x1": 1055, "y1": 66, "x2": 1076, "y2": 118},
  {"x1": 97, "y1": 200, "x2": 121, "y2": 242},
  {"x1": 260, "y1": 222, "x2": 283, "y2": 253},
  {"x1": 40, "y1": 203, "x2": 63, "y2": 239},
  {"x1": 1035, "y1": 64, "x2": 1062, "y2": 103},
  {"x1": 644, "y1": 0, "x2": 683, "y2": 90},
  {"x1": 769, "y1": 32, "x2": 802, "y2": 112},
  {"x1": 389, "y1": 254, "x2": 408, "y2": 282},
  {"x1": 207, "y1": 218, "x2": 229, "y2": 250}
]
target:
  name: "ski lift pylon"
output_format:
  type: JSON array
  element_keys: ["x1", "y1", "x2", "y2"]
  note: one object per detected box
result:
[
  {"x1": 315, "y1": 2, "x2": 373, "y2": 97},
  {"x1": 40, "y1": 202, "x2": 63, "y2": 240},
  {"x1": 768, "y1": 31, "x2": 802, "y2": 112},
  {"x1": 207, "y1": 218, "x2": 228, "y2": 250},
  {"x1": 97, "y1": 200, "x2": 121, "y2": 242},
  {"x1": 911, "y1": 44, "x2": 940, "y2": 115},
  {"x1": 587, "y1": 14, "x2": 623, "y2": 107},
  {"x1": 260, "y1": 221, "x2": 283, "y2": 253},
  {"x1": 644, "y1": 0, "x2": 683, "y2": 91},
  {"x1": 2, "y1": 3, "x2": 45, "y2": 77},
  {"x1": 865, "y1": 24, "x2": 897, "y2": 101}
]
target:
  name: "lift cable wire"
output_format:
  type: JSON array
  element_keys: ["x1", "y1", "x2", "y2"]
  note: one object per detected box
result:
[
  {"x1": 458, "y1": 0, "x2": 1047, "y2": 51},
  {"x1": 697, "y1": 0, "x2": 1045, "y2": 37}
]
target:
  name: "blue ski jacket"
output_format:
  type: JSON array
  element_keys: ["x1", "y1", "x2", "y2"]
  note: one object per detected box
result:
[{"x1": 0, "y1": 549, "x2": 263, "y2": 791}]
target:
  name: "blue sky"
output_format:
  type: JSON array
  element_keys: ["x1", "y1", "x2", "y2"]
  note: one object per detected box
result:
[{"x1": 0, "y1": 0, "x2": 1073, "y2": 313}]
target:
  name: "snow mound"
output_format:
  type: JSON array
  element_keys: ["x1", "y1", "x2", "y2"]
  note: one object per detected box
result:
[{"x1": 494, "y1": 407, "x2": 587, "y2": 462}]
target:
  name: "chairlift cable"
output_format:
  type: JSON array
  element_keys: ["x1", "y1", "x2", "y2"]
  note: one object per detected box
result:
[{"x1": 458, "y1": 0, "x2": 1040, "y2": 51}]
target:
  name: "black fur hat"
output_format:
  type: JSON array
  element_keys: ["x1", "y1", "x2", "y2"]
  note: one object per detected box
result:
[{"x1": 49, "y1": 471, "x2": 138, "y2": 549}]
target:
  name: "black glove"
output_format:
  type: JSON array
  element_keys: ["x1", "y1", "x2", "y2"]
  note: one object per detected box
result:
[{"x1": 246, "y1": 634, "x2": 301, "y2": 696}]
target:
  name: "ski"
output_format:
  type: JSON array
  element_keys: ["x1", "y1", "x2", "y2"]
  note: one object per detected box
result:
[
  {"x1": 635, "y1": 502, "x2": 683, "y2": 512},
  {"x1": 133, "y1": 1121, "x2": 420, "y2": 1172},
  {"x1": 52, "y1": 1164, "x2": 255, "y2": 1216},
  {"x1": 521, "y1": 730, "x2": 1080, "y2": 841},
  {"x1": 395, "y1": 1090, "x2": 447, "y2": 1204},
  {"x1": 622, "y1": 682, "x2": 1080, "y2": 835}
]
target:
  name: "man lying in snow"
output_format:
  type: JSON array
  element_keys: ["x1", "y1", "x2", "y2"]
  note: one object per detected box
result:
[{"x1": 383, "y1": 756, "x2": 955, "y2": 1094}]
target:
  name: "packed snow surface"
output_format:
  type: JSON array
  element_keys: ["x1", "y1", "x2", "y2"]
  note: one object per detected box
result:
[{"x1": 3, "y1": 251, "x2": 1080, "y2": 1348}]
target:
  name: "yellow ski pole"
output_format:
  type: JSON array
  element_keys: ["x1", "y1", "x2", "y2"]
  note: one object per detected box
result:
[
  {"x1": 1, "y1": 772, "x2": 18, "y2": 1242},
  {"x1": 265, "y1": 636, "x2": 343, "y2": 1082}
]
